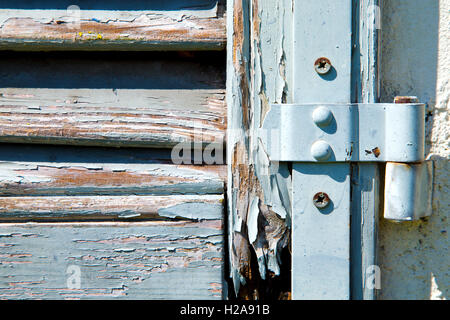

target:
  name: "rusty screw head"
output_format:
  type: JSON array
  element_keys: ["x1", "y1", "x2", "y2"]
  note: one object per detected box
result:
[
  {"x1": 314, "y1": 57, "x2": 332, "y2": 75},
  {"x1": 313, "y1": 192, "x2": 330, "y2": 209}
]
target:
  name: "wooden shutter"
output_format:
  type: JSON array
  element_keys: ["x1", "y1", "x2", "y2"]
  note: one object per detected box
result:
[{"x1": 0, "y1": 1, "x2": 226, "y2": 299}]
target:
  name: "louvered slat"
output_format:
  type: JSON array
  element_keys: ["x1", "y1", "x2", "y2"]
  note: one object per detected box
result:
[{"x1": 0, "y1": 1, "x2": 226, "y2": 51}]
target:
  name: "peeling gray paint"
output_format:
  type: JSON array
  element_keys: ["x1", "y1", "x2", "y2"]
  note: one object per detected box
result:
[
  {"x1": 158, "y1": 202, "x2": 223, "y2": 221},
  {"x1": 227, "y1": 0, "x2": 292, "y2": 298},
  {"x1": 0, "y1": 222, "x2": 223, "y2": 299}
]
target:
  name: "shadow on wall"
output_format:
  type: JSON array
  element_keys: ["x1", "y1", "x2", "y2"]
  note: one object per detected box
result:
[{"x1": 380, "y1": 0, "x2": 448, "y2": 299}]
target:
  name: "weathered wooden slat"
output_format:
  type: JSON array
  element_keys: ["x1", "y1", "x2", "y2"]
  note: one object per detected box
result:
[
  {"x1": 0, "y1": 50, "x2": 226, "y2": 148},
  {"x1": 0, "y1": 195, "x2": 223, "y2": 221},
  {"x1": 0, "y1": 221, "x2": 223, "y2": 299},
  {"x1": 0, "y1": 1, "x2": 226, "y2": 51},
  {"x1": 0, "y1": 89, "x2": 226, "y2": 148},
  {"x1": 0, "y1": 162, "x2": 226, "y2": 196}
]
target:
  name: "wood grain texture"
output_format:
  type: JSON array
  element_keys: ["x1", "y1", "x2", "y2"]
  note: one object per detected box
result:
[
  {"x1": 0, "y1": 221, "x2": 223, "y2": 299},
  {"x1": 227, "y1": 0, "x2": 383, "y2": 300},
  {"x1": 226, "y1": 0, "x2": 292, "y2": 299},
  {"x1": 0, "y1": 89, "x2": 226, "y2": 148},
  {"x1": 0, "y1": 2, "x2": 226, "y2": 51},
  {"x1": 0, "y1": 195, "x2": 224, "y2": 221},
  {"x1": 0, "y1": 162, "x2": 226, "y2": 196}
]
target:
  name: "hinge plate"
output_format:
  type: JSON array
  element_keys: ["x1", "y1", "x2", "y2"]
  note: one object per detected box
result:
[{"x1": 260, "y1": 103, "x2": 425, "y2": 163}]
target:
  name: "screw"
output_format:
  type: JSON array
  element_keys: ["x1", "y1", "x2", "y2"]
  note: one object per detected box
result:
[
  {"x1": 314, "y1": 57, "x2": 332, "y2": 75},
  {"x1": 313, "y1": 192, "x2": 330, "y2": 209}
]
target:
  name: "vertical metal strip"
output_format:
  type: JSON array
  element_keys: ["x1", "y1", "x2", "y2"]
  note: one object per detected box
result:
[
  {"x1": 292, "y1": 163, "x2": 351, "y2": 299},
  {"x1": 350, "y1": 163, "x2": 380, "y2": 300},
  {"x1": 292, "y1": 0, "x2": 353, "y2": 299},
  {"x1": 293, "y1": 0, "x2": 352, "y2": 104},
  {"x1": 350, "y1": 0, "x2": 381, "y2": 300}
]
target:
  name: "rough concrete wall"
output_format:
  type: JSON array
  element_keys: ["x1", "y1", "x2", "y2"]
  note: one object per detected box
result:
[{"x1": 379, "y1": 0, "x2": 449, "y2": 299}]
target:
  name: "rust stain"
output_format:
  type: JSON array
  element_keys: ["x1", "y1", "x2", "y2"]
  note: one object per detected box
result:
[
  {"x1": 364, "y1": 147, "x2": 381, "y2": 158},
  {"x1": 372, "y1": 147, "x2": 381, "y2": 158}
]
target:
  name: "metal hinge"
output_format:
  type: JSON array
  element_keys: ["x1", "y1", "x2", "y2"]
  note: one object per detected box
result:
[{"x1": 260, "y1": 101, "x2": 434, "y2": 221}]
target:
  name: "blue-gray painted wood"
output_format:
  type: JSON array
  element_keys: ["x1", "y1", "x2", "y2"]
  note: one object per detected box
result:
[
  {"x1": 0, "y1": 195, "x2": 224, "y2": 221},
  {"x1": 226, "y1": 0, "x2": 293, "y2": 299},
  {"x1": 0, "y1": 1, "x2": 228, "y2": 301},
  {"x1": 0, "y1": 1, "x2": 225, "y2": 51},
  {"x1": 0, "y1": 51, "x2": 226, "y2": 148},
  {"x1": 0, "y1": 161, "x2": 225, "y2": 197},
  {"x1": 0, "y1": 88, "x2": 226, "y2": 148},
  {"x1": 0, "y1": 221, "x2": 224, "y2": 299}
]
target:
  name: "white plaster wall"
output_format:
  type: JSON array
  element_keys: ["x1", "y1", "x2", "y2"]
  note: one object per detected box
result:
[{"x1": 379, "y1": 0, "x2": 449, "y2": 299}]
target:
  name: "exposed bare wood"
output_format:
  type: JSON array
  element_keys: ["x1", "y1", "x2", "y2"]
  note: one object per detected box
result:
[
  {"x1": 0, "y1": 89, "x2": 226, "y2": 148},
  {"x1": 0, "y1": 1, "x2": 228, "y2": 301},
  {"x1": 0, "y1": 4, "x2": 226, "y2": 51},
  {"x1": 0, "y1": 195, "x2": 223, "y2": 221},
  {"x1": 0, "y1": 162, "x2": 226, "y2": 196},
  {"x1": 0, "y1": 221, "x2": 223, "y2": 299},
  {"x1": 227, "y1": 0, "x2": 292, "y2": 299}
]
